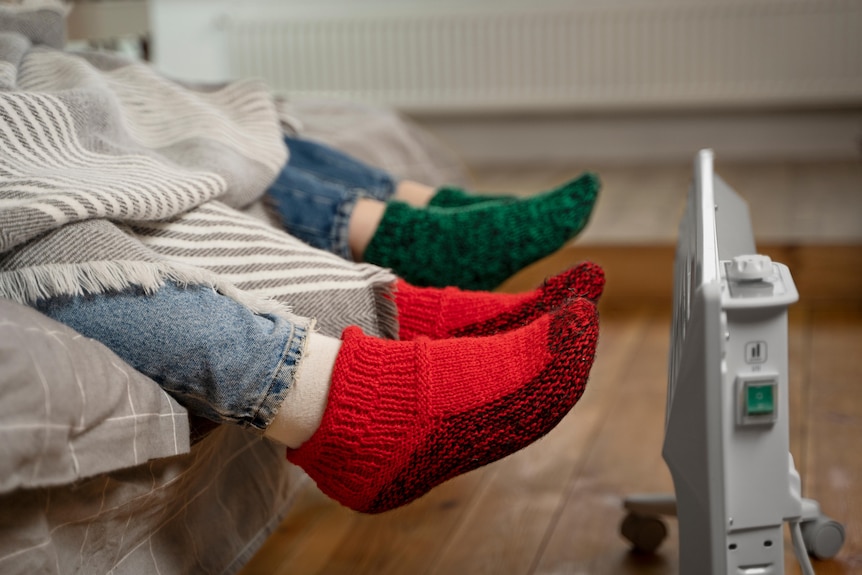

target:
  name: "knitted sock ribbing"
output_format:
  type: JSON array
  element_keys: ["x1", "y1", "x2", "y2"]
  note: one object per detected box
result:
[
  {"x1": 394, "y1": 261, "x2": 605, "y2": 340},
  {"x1": 364, "y1": 173, "x2": 600, "y2": 291},
  {"x1": 285, "y1": 297, "x2": 599, "y2": 513}
]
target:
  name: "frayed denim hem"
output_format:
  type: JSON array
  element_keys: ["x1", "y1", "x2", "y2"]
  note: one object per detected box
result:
[{"x1": 248, "y1": 320, "x2": 309, "y2": 431}]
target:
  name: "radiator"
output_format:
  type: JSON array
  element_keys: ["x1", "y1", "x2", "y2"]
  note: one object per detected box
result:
[{"x1": 222, "y1": 1, "x2": 862, "y2": 113}]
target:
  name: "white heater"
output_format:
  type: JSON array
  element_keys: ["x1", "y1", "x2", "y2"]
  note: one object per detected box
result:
[{"x1": 621, "y1": 149, "x2": 846, "y2": 574}]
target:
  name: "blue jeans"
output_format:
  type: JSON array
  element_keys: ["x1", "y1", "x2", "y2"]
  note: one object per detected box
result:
[
  {"x1": 266, "y1": 136, "x2": 398, "y2": 260},
  {"x1": 34, "y1": 282, "x2": 308, "y2": 431}
]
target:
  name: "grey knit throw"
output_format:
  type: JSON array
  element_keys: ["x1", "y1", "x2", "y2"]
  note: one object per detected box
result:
[{"x1": 0, "y1": 3, "x2": 397, "y2": 339}]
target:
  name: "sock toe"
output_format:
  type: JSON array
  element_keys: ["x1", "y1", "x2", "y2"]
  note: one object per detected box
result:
[
  {"x1": 541, "y1": 261, "x2": 606, "y2": 305},
  {"x1": 449, "y1": 261, "x2": 605, "y2": 337},
  {"x1": 364, "y1": 173, "x2": 601, "y2": 291}
]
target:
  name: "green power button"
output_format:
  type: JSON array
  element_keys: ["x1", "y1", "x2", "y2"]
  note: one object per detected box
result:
[{"x1": 746, "y1": 384, "x2": 775, "y2": 416}]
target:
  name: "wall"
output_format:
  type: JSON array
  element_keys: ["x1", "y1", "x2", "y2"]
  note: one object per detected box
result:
[{"x1": 147, "y1": 0, "x2": 862, "y2": 164}]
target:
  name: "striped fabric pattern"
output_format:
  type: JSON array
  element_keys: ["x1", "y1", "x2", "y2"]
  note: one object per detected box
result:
[
  {"x1": 132, "y1": 201, "x2": 398, "y2": 339},
  {"x1": 0, "y1": 4, "x2": 397, "y2": 340},
  {"x1": 0, "y1": 91, "x2": 227, "y2": 251},
  {"x1": 18, "y1": 49, "x2": 289, "y2": 184}
]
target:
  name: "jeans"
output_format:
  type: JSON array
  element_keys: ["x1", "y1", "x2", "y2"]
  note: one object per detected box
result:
[
  {"x1": 34, "y1": 282, "x2": 308, "y2": 431},
  {"x1": 265, "y1": 135, "x2": 398, "y2": 260}
]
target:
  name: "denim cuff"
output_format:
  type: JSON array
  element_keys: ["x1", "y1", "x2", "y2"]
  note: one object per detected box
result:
[
  {"x1": 248, "y1": 319, "x2": 310, "y2": 431},
  {"x1": 330, "y1": 189, "x2": 361, "y2": 261}
]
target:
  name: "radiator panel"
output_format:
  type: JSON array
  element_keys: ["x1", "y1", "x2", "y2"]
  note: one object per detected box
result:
[{"x1": 223, "y1": 1, "x2": 862, "y2": 112}]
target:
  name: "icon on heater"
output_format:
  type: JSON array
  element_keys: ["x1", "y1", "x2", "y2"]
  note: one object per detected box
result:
[{"x1": 745, "y1": 341, "x2": 767, "y2": 364}]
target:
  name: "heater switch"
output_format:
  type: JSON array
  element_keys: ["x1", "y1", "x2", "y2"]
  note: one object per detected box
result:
[
  {"x1": 737, "y1": 376, "x2": 779, "y2": 426},
  {"x1": 746, "y1": 383, "x2": 775, "y2": 416}
]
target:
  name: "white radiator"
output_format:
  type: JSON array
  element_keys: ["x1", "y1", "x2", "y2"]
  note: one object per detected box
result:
[{"x1": 221, "y1": 0, "x2": 862, "y2": 113}]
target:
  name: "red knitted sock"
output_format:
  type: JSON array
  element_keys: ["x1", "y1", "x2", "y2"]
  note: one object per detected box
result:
[
  {"x1": 285, "y1": 297, "x2": 599, "y2": 513},
  {"x1": 395, "y1": 261, "x2": 604, "y2": 340}
]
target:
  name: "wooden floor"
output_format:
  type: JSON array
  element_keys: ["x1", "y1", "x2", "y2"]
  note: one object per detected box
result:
[
  {"x1": 240, "y1": 274, "x2": 862, "y2": 575},
  {"x1": 240, "y1": 160, "x2": 862, "y2": 574}
]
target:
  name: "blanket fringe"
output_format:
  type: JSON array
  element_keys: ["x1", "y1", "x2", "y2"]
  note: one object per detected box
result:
[
  {"x1": 368, "y1": 267, "x2": 400, "y2": 340},
  {"x1": 0, "y1": 261, "x2": 294, "y2": 318}
]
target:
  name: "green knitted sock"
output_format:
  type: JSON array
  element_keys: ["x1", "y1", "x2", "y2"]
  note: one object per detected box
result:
[
  {"x1": 428, "y1": 186, "x2": 514, "y2": 208},
  {"x1": 364, "y1": 173, "x2": 600, "y2": 290}
]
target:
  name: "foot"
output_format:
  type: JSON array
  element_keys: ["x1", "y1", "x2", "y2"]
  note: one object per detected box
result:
[
  {"x1": 363, "y1": 173, "x2": 600, "y2": 290},
  {"x1": 395, "y1": 261, "x2": 605, "y2": 340},
  {"x1": 285, "y1": 297, "x2": 600, "y2": 513}
]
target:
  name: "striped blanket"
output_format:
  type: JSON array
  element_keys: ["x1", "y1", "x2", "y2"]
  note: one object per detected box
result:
[{"x1": 0, "y1": 2, "x2": 397, "y2": 339}]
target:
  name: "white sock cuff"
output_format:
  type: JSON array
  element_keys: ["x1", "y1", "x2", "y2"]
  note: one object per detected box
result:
[{"x1": 264, "y1": 331, "x2": 342, "y2": 448}]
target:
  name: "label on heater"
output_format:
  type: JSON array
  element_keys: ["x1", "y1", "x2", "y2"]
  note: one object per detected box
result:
[{"x1": 745, "y1": 341, "x2": 767, "y2": 364}]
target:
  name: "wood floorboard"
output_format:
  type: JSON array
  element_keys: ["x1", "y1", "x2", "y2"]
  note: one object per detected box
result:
[
  {"x1": 304, "y1": 468, "x2": 492, "y2": 575},
  {"x1": 784, "y1": 305, "x2": 813, "y2": 572},
  {"x1": 242, "y1": 456, "x2": 494, "y2": 575},
  {"x1": 795, "y1": 303, "x2": 862, "y2": 574},
  {"x1": 427, "y1": 308, "x2": 655, "y2": 575},
  {"x1": 787, "y1": 305, "x2": 811, "y2": 466},
  {"x1": 532, "y1": 309, "x2": 678, "y2": 575}
]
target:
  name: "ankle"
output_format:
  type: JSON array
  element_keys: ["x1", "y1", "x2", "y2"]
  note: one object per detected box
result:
[
  {"x1": 393, "y1": 180, "x2": 437, "y2": 207},
  {"x1": 348, "y1": 198, "x2": 386, "y2": 260},
  {"x1": 395, "y1": 279, "x2": 533, "y2": 340},
  {"x1": 265, "y1": 332, "x2": 341, "y2": 448}
]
